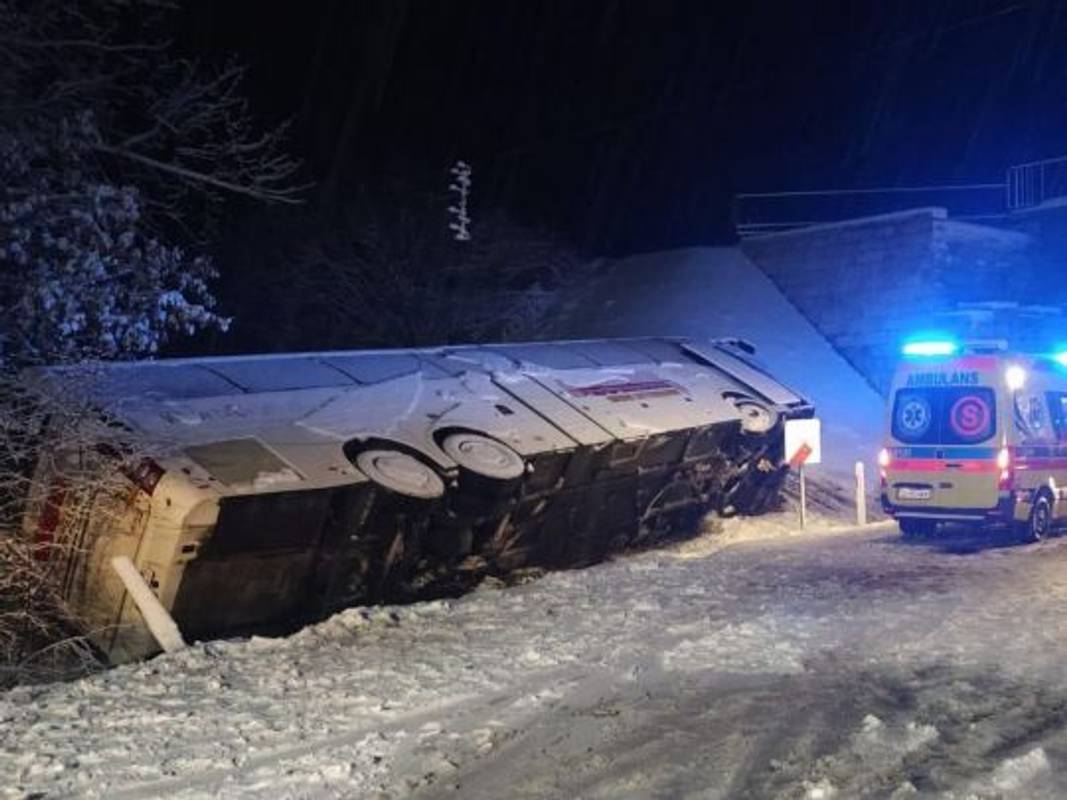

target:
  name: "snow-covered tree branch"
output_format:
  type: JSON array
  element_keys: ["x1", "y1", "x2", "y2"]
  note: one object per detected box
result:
[
  {"x1": 0, "y1": 115, "x2": 230, "y2": 363},
  {"x1": 0, "y1": 0, "x2": 304, "y2": 367}
]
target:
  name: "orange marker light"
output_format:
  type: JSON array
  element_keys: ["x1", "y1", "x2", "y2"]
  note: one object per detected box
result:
[
  {"x1": 997, "y1": 447, "x2": 1013, "y2": 490},
  {"x1": 996, "y1": 447, "x2": 1011, "y2": 470}
]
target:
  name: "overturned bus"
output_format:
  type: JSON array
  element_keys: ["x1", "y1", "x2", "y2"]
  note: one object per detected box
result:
[{"x1": 23, "y1": 337, "x2": 812, "y2": 663}]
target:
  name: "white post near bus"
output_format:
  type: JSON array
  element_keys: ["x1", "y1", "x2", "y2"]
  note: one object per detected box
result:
[
  {"x1": 855, "y1": 460, "x2": 867, "y2": 526},
  {"x1": 785, "y1": 418, "x2": 822, "y2": 529}
]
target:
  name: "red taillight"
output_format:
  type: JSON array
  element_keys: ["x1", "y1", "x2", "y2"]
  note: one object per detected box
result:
[
  {"x1": 997, "y1": 447, "x2": 1013, "y2": 490},
  {"x1": 878, "y1": 448, "x2": 890, "y2": 487},
  {"x1": 34, "y1": 478, "x2": 67, "y2": 561}
]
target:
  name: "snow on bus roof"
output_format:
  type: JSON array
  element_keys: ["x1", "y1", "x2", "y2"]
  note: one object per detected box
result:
[{"x1": 29, "y1": 337, "x2": 705, "y2": 404}]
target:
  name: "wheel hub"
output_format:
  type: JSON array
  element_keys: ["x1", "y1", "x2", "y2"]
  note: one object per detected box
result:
[
  {"x1": 355, "y1": 449, "x2": 445, "y2": 499},
  {"x1": 442, "y1": 433, "x2": 525, "y2": 480}
]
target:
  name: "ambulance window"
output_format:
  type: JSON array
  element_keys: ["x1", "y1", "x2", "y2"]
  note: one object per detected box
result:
[
  {"x1": 892, "y1": 387, "x2": 996, "y2": 445},
  {"x1": 1046, "y1": 393, "x2": 1067, "y2": 441},
  {"x1": 1029, "y1": 397, "x2": 1047, "y2": 432},
  {"x1": 1014, "y1": 394, "x2": 1049, "y2": 440},
  {"x1": 892, "y1": 390, "x2": 936, "y2": 443}
]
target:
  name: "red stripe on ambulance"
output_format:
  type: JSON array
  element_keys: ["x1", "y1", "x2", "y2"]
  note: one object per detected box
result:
[{"x1": 893, "y1": 459, "x2": 1000, "y2": 473}]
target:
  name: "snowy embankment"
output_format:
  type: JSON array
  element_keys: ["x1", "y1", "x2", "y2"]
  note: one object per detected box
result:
[
  {"x1": 558, "y1": 246, "x2": 886, "y2": 488},
  {"x1": 7, "y1": 517, "x2": 1067, "y2": 798}
]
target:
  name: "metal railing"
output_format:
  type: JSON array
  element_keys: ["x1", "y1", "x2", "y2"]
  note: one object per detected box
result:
[
  {"x1": 732, "y1": 183, "x2": 1008, "y2": 238},
  {"x1": 1006, "y1": 156, "x2": 1067, "y2": 210},
  {"x1": 734, "y1": 154, "x2": 1067, "y2": 238}
]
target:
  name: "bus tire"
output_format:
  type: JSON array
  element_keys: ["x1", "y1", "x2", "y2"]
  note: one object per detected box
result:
[
  {"x1": 1019, "y1": 493, "x2": 1052, "y2": 543},
  {"x1": 439, "y1": 432, "x2": 524, "y2": 518},
  {"x1": 731, "y1": 396, "x2": 780, "y2": 438},
  {"x1": 440, "y1": 432, "x2": 525, "y2": 482},
  {"x1": 355, "y1": 449, "x2": 446, "y2": 501}
]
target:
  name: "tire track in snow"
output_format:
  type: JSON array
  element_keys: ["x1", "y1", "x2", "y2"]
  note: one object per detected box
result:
[{"x1": 101, "y1": 664, "x2": 600, "y2": 800}]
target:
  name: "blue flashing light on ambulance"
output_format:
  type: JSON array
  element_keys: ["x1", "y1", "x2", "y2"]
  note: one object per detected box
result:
[
  {"x1": 880, "y1": 339, "x2": 1067, "y2": 541},
  {"x1": 900, "y1": 339, "x2": 958, "y2": 358}
]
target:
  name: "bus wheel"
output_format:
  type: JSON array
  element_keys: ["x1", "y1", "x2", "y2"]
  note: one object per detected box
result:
[
  {"x1": 441, "y1": 432, "x2": 525, "y2": 482},
  {"x1": 355, "y1": 449, "x2": 446, "y2": 500},
  {"x1": 1020, "y1": 494, "x2": 1052, "y2": 543},
  {"x1": 731, "y1": 397, "x2": 780, "y2": 437},
  {"x1": 899, "y1": 518, "x2": 934, "y2": 539}
]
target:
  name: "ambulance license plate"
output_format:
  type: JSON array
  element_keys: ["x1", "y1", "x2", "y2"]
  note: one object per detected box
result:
[{"x1": 897, "y1": 487, "x2": 931, "y2": 501}]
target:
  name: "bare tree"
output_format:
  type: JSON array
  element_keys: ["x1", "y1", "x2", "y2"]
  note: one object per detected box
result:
[
  {"x1": 0, "y1": 1, "x2": 304, "y2": 212},
  {"x1": 282, "y1": 187, "x2": 587, "y2": 351}
]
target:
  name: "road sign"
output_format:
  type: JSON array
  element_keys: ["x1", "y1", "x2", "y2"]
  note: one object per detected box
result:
[
  {"x1": 784, "y1": 418, "x2": 821, "y2": 530},
  {"x1": 785, "y1": 418, "x2": 821, "y2": 466},
  {"x1": 789, "y1": 442, "x2": 813, "y2": 469}
]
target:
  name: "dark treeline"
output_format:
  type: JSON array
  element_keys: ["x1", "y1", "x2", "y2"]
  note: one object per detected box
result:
[
  {"x1": 179, "y1": 1, "x2": 1067, "y2": 247},
  {"x1": 168, "y1": 0, "x2": 1067, "y2": 354}
]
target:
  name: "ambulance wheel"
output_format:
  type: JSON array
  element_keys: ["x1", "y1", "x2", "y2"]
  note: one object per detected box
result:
[
  {"x1": 1019, "y1": 494, "x2": 1052, "y2": 543},
  {"x1": 899, "y1": 518, "x2": 935, "y2": 539}
]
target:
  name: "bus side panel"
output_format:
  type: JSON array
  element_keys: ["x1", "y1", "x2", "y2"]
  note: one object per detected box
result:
[
  {"x1": 73, "y1": 486, "x2": 154, "y2": 660},
  {"x1": 104, "y1": 474, "x2": 220, "y2": 663},
  {"x1": 169, "y1": 488, "x2": 333, "y2": 641}
]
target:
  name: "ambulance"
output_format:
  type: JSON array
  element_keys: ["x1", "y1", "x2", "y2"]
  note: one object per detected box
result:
[{"x1": 880, "y1": 339, "x2": 1067, "y2": 541}]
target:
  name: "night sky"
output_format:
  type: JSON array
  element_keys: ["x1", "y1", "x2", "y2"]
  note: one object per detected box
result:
[{"x1": 175, "y1": 1, "x2": 1067, "y2": 255}]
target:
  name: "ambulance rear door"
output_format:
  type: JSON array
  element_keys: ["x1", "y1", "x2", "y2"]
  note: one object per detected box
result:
[{"x1": 889, "y1": 382, "x2": 1001, "y2": 511}]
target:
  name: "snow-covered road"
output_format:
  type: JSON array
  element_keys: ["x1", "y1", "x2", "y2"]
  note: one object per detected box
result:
[{"x1": 6, "y1": 515, "x2": 1067, "y2": 799}]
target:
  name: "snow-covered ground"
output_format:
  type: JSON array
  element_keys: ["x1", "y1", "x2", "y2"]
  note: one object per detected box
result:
[
  {"x1": 6, "y1": 248, "x2": 1045, "y2": 799},
  {"x1": 558, "y1": 246, "x2": 886, "y2": 488},
  {"x1": 7, "y1": 508, "x2": 1067, "y2": 799}
]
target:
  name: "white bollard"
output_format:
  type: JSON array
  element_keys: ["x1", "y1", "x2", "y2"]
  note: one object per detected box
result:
[
  {"x1": 111, "y1": 555, "x2": 186, "y2": 653},
  {"x1": 855, "y1": 461, "x2": 867, "y2": 526}
]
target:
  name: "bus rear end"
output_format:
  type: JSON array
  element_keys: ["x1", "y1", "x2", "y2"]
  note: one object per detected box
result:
[{"x1": 880, "y1": 349, "x2": 1013, "y2": 535}]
